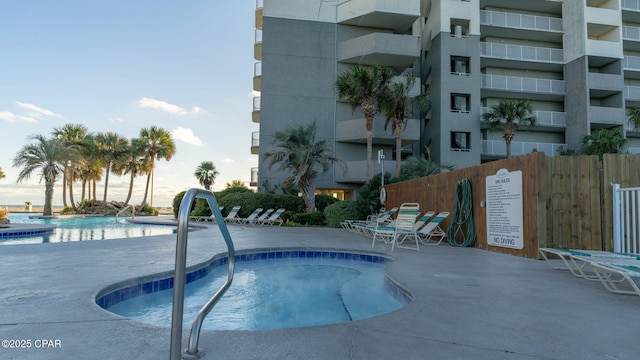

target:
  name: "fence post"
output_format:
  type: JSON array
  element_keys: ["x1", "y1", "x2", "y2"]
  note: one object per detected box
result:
[{"x1": 612, "y1": 183, "x2": 621, "y2": 253}]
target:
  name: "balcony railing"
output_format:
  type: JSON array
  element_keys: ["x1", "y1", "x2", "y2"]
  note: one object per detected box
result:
[
  {"x1": 480, "y1": 42, "x2": 563, "y2": 63},
  {"x1": 482, "y1": 140, "x2": 566, "y2": 157},
  {"x1": 251, "y1": 131, "x2": 259, "y2": 147},
  {"x1": 480, "y1": 107, "x2": 566, "y2": 127},
  {"x1": 256, "y1": 0, "x2": 263, "y2": 9},
  {"x1": 622, "y1": 0, "x2": 640, "y2": 11},
  {"x1": 253, "y1": 96, "x2": 261, "y2": 112},
  {"x1": 624, "y1": 55, "x2": 640, "y2": 71},
  {"x1": 482, "y1": 74, "x2": 565, "y2": 94},
  {"x1": 480, "y1": 10, "x2": 562, "y2": 32},
  {"x1": 624, "y1": 85, "x2": 640, "y2": 100},
  {"x1": 623, "y1": 25, "x2": 640, "y2": 41}
]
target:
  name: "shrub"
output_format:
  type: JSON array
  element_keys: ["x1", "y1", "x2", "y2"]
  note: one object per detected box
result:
[
  {"x1": 217, "y1": 192, "x2": 304, "y2": 217},
  {"x1": 60, "y1": 206, "x2": 74, "y2": 214},
  {"x1": 324, "y1": 200, "x2": 363, "y2": 228},
  {"x1": 289, "y1": 211, "x2": 325, "y2": 226},
  {"x1": 138, "y1": 204, "x2": 158, "y2": 215},
  {"x1": 315, "y1": 194, "x2": 338, "y2": 212},
  {"x1": 172, "y1": 191, "x2": 186, "y2": 218},
  {"x1": 0, "y1": 208, "x2": 8, "y2": 218}
]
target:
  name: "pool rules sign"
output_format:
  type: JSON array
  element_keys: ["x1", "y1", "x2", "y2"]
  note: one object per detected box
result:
[{"x1": 486, "y1": 168, "x2": 524, "y2": 249}]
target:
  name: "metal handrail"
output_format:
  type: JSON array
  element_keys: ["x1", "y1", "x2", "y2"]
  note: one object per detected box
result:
[
  {"x1": 115, "y1": 205, "x2": 135, "y2": 221},
  {"x1": 169, "y1": 188, "x2": 235, "y2": 360}
]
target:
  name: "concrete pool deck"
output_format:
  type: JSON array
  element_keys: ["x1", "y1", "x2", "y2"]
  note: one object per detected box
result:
[{"x1": 1, "y1": 217, "x2": 639, "y2": 360}]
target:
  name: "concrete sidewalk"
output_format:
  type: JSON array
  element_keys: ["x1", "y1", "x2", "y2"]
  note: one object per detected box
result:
[{"x1": 0, "y1": 220, "x2": 639, "y2": 359}]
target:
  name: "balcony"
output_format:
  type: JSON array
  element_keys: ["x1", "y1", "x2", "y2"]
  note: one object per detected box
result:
[
  {"x1": 338, "y1": 32, "x2": 420, "y2": 69},
  {"x1": 479, "y1": 9, "x2": 563, "y2": 42},
  {"x1": 335, "y1": 116, "x2": 420, "y2": 145},
  {"x1": 254, "y1": 29, "x2": 262, "y2": 61},
  {"x1": 624, "y1": 55, "x2": 640, "y2": 79},
  {"x1": 252, "y1": 96, "x2": 260, "y2": 123},
  {"x1": 250, "y1": 167, "x2": 258, "y2": 187},
  {"x1": 480, "y1": 42, "x2": 564, "y2": 71},
  {"x1": 255, "y1": 0, "x2": 263, "y2": 30},
  {"x1": 622, "y1": 25, "x2": 640, "y2": 51},
  {"x1": 622, "y1": 0, "x2": 640, "y2": 22},
  {"x1": 337, "y1": 0, "x2": 420, "y2": 32},
  {"x1": 589, "y1": 105, "x2": 625, "y2": 125},
  {"x1": 481, "y1": 140, "x2": 566, "y2": 157},
  {"x1": 251, "y1": 131, "x2": 259, "y2": 155},
  {"x1": 481, "y1": 74, "x2": 565, "y2": 100},
  {"x1": 253, "y1": 62, "x2": 262, "y2": 92},
  {"x1": 480, "y1": 107, "x2": 566, "y2": 128},
  {"x1": 624, "y1": 85, "x2": 640, "y2": 101}
]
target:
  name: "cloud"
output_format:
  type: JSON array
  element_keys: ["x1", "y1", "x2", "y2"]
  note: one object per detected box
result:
[
  {"x1": 221, "y1": 158, "x2": 234, "y2": 164},
  {"x1": 0, "y1": 111, "x2": 38, "y2": 123},
  {"x1": 246, "y1": 157, "x2": 257, "y2": 162},
  {"x1": 137, "y1": 97, "x2": 201, "y2": 116},
  {"x1": 170, "y1": 126, "x2": 203, "y2": 147},
  {"x1": 16, "y1": 102, "x2": 63, "y2": 118},
  {"x1": 110, "y1": 117, "x2": 124, "y2": 123}
]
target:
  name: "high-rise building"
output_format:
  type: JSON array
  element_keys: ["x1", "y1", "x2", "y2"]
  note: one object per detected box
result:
[{"x1": 251, "y1": 0, "x2": 640, "y2": 199}]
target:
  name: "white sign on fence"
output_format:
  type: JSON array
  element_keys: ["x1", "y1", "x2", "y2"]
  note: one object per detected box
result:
[{"x1": 486, "y1": 168, "x2": 524, "y2": 250}]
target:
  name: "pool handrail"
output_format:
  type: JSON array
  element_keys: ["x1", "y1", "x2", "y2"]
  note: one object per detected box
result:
[{"x1": 170, "y1": 188, "x2": 236, "y2": 360}]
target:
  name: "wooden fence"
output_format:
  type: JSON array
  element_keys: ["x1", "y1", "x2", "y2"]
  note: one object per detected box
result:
[{"x1": 384, "y1": 152, "x2": 640, "y2": 259}]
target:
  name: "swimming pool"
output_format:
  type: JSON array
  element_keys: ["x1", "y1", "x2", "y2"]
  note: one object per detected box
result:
[
  {"x1": 1, "y1": 213, "x2": 178, "y2": 244},
  {"x1": 100, "y1": 250, "x2": 411, "y2": 330}
]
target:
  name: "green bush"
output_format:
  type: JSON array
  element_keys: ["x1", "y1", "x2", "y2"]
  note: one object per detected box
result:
[
  {"x1": 289, "y1": 211, "x2": 325, "y2": 226},
  {"x1": 217, "y1": 192, "x2": 304, "y2": 217},
  {"x1": 315, "y1": 194, "x2": 338, "y2": 212},
  {"x1": 324, "y1": 200, "x2": 363, "y2": 228},
  {"x1": 60, "y1": 206, "x2": 74, "y2": 214}
]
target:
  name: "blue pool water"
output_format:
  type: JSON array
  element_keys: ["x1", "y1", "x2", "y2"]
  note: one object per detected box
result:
[
  {"x1": 1, "y1": 213, "x2": 176, "y2": 244},
  {"x1": 102, "y1": 251, "x2": 410, "y2": 330}
]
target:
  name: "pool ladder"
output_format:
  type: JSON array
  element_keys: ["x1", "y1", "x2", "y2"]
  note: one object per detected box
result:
[{"x1": 170, "y1": 188, "x2": 235, "y2": 360}]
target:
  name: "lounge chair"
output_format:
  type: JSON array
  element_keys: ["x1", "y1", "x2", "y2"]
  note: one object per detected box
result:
[
  {"x1": 351, "y1": 207, "x2": 399, "y2": 236},
  {"x1": 580, "y1": 257, "x2": 640, "y2": 297},
  {"x1": 223, "y1": 206, "x2": 242, "y2": 224},
  {"x1": 417, "y1": 212, "x2": 450, "y2": 246},
  {"x1": 371, "y1": 203, "x2": 420, "y2": 251},
  {"x1": 238, "y1": 208, "x2": 264, "y2": 225},
  {"x1": 412, "y1": 211, "x2": 435, "y2": 232},
  {"x1": 259, "y1": 208, "x2": 286, "y2": 226},
  {"x1": 190, "y1": 207, "x2": 224, "y2": 223},
  {"x1": 538, "y1": 248, "x2": 640, "y2": 280},
  {"x1": 246, "y1": 208, "x2": 274, "y2": 225}
]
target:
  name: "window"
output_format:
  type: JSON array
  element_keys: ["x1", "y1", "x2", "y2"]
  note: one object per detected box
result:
[
  {"x1": 450, "y1": 93, "x2": 470, "y2": 113},
  {"x1": 451, "y1": 132, "x2": 471, "y2": 151},
  {"x1": 450, "y1": 18, "x2": 470, "y2": 37},
  {"x1": 451, "y1": 56, "x2": 470, "y2": 75}
]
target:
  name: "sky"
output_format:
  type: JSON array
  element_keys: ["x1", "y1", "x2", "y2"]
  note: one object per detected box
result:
[{"x1": 0, "y1": 1, "x2": 258, "y2": 208}]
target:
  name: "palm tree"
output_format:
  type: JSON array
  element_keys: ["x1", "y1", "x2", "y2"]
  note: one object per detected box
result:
[
  {"x1": 264, "y1": 121, "x2": 344, "y2": 213},
  {"x1": 52, "y1": 123, "x2": 88, "y2": 211},
  {"x1": 78, "y1": 134, "x2": 103, "y2": 202},
  {"x1": 112, "y1": 138, "x2": 146, "y2": 205},
  {"x1": 226, "y1": 180, "x2": 246, "y2": 188},
  {"x1": 0, "y1": 166, "x2": 5, "y2": 180},
  {"x1": 13, "y1": 135, "x2": 68, "y2": 216},
  {"x1": 139, "y1": 126, "x2": 176, "y2": 207},
  {"x1": 628, "y1": 107, "x2": 640, "y2": 130},
  {"x1": 482, "y1": 99, "x2": 536, "y2": 158},
  {"x1": 194, "y1": 161, "x2": 219, "y2": 191},
  {"x1": 94, "y1": 132, "x2": 128, "y2": 207},
  {"x1": 380, "y1": 73, "x2": 430, "y2": 175},
  {"x1": 336, "y1": 64, "x2": 394, "y2": 179}
]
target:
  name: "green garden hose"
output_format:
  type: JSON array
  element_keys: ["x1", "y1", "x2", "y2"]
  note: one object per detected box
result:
[{"x1": 447, "y1": 178, "x2": 476, "y2": 247}]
